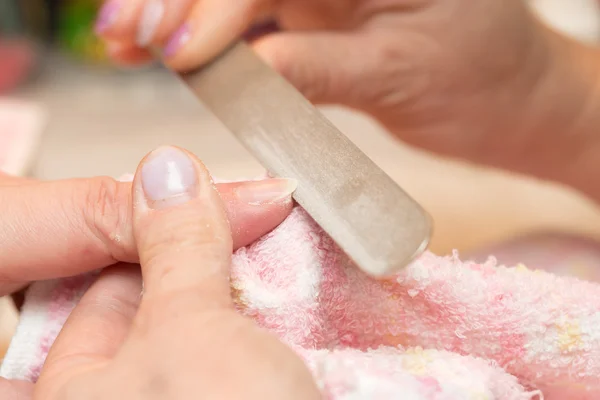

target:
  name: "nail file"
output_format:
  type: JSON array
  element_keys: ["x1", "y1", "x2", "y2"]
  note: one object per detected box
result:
[{"x1": 174, "y1": 41, "x2": 432, "y2": 277}]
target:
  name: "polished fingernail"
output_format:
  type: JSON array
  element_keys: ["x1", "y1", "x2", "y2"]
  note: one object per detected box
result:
[
  {"x1": 141, "y1": 146, "x2": 197, "y2": 209},
  {"x1": 163, "y1": 23, "x2": 192, "y2": 58},
  {"x1": 95, "y1": 0, "x2": 121, "y2": 34},
  {"x1": 137, "y1": 0, "x2": 164, "y2": 47},
  {"x1": 234, "y1": 178, "x2": 297, "y2": 205}
]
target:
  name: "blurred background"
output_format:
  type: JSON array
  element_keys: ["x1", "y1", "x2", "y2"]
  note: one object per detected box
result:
[{"x1": 2, "y1": 0, "x2": 600, "y2": 356}]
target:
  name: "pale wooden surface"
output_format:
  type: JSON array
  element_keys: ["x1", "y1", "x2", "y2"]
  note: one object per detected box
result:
[{"x1": 2, "y1": 50, "x2": 600, "y2": 359}]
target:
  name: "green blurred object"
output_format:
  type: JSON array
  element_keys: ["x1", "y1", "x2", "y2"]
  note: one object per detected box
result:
[{"x1": 57, "y1": 0, "x2": 109, "y2": 63}]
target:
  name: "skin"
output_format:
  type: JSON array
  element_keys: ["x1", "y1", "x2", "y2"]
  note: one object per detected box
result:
[
  {"x1": 97, "y1": 0, "x2": 600, "y2": 201},
  {"x1": 3, "y1": 0, "x2": 600, "y2": 397},
  {"x1": 0, "y1": 148, "x2": 319, "y2": 399},
  {"x1": 0, "y1": 173, "x2": 295, "y2": 297}
]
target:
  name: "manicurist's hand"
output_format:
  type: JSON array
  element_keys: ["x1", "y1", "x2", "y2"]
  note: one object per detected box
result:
[
  {"x1": 0, "y1": 152, "x2": 296, "y2": 296},
  {"x1": 95, "y1": 0, "x2": 600, "y2": 201},
  {"x1": 0, "y1": 146, "x2": 319, "y2": 399}
]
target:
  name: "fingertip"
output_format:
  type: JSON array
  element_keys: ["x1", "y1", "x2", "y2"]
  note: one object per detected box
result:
[
  {"x1": 94, "y1": 0, "x2": 122, "y2": 36},
  {"x1": 136, "y1": 0, "x2": 197, "y2": 48},
  {"x1": 161, "y1": 0, "x2": 270, "y2": 71},
  {"x1": 231, "y1": 200, "x2": 294, "y2": 248},
  {"x1": 95, "y1": 0, "x2": 145, "y2": 42},
  {"x1": 161, "y1": 21, "x2": 225, "y2": 72},
  {"x1": 217, "y1": 179, "x2": 296, "y2": 249},
  {"x1": 162, "y1": 22, "x2": 194, "y2": 61},
  {"x1": 105, "y1": 42, "x2": 153, "y2": 66}
]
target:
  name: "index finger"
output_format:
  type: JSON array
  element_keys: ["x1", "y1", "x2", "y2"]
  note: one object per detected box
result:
[{"x1": 0, "y1": 176, "x2": 294, "y2": 295}]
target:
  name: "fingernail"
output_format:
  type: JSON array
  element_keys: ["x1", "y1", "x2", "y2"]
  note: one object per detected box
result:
[
  {"x1": 95, "y1": 0, "x2": 121, "y2": 34},
  {"x1": 163, "y1": 23, "x2": 192, "y2": 58},
  {"x1": 137, "y1": 0, "x2": 164, "y2": 47},
  {"x1": 234, "y1": 178, "x2": 297, "y2": 205},
  {"x1": 141, "y1": 147, "x2": 197, "y2": 209}
]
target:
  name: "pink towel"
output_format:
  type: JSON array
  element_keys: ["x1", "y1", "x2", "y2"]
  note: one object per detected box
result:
[{"x1": 2, "y1": 202, "x2": 600, "y2": 399}]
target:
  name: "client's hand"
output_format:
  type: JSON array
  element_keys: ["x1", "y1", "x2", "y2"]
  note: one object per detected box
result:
[
  {"x1": 0, "y1": 157, "x2": 295, "y2": 297},
  {"x1": 0, "y1": 146, "x2": 319, "y2": 399}
]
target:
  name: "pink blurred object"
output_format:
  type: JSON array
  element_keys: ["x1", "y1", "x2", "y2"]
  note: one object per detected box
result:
[
  {"x1": 4, "y1": 202, "x2": 600, "y2": 398},
  {"x1": 0, "y1": 40, "x2": 36, "y2": 94},
  {"x1": 0, "y1": 99, "x2": 44, "y2": 176}
]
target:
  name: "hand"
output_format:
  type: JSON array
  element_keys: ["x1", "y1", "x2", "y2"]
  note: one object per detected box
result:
[
  {"x1": 0, "y1": 146, "x2": 318, "y2": 399},
  {"x1": 0, "y1": 154, "x2": 296, "y2": 296},
  {"x1": 94, "y1": 0, "x2": 600, "y2": 199}
]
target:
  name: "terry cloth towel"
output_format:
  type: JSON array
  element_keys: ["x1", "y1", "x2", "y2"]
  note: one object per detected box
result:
[{"x1": 3, "y1": 203, "x2": 600, "y2": 399}]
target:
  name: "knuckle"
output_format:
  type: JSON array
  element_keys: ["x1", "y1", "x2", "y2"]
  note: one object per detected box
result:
[
  {"x1": 141, "y1": 208, "x2": 230, "y2": 249},
  {"x1": 269, "y1": 44, "x2": 323, "y2": 101},
  {"x1": 365, "y1": 33, "x2": 432, "y2": 109},
  {"x1": 141, "y1": 222, "x2": 231, "y2": 269},
  {"x1": 81, "y1": 177, "x2": 133, "y2": 261},
  {"x1": 257, "y1": 38, "x2": 293, "y2": 76}
]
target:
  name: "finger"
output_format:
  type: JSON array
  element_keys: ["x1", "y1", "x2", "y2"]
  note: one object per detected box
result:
[
  {"x1": 0, "y1": 177, "x2": 134, "y2": 293},
  {"x1": 94, "y1": 0, "x2": 146, "y2": 42},
  {"x1": 95, "y1": 0, "x2": 195, "y2": 46},
  {"x1": 162, "y1": 0, "x2": 275, "y2": 71},
  {"x1": 136, "y1": 0, "x2": 197, "y2": 47},
  {"x1": 43, "y1": 264, "x2": 142, "y2": 374},
  {"x1": 0, "y1": 176, "x2": 293, "y2": 295},
  {"x1": 0, "y1": 378, "x2": 33, "y2": 399},
  {"x1": 115, "y1": 174, "x2": 296, "y2": 246},
  {"x1": 133, "y1": 146, "x2": 251, "y2": 320},
  {"x1": 218, "y1": 179, "x2": 296, "y2": 248},
  {"x1": 252, "y1": 31, "x2": 385, "y2": 107},
  {"x1": 0, "y1": 173, "x2": 36, "y2": 186},
  {"x1": 104, "y1": 41, "x2": 153, "y2": 66}
]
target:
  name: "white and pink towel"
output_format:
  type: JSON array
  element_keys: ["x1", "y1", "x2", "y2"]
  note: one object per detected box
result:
[{"x1": 2, "y1": 203, "x2": 600, "y2": 399}]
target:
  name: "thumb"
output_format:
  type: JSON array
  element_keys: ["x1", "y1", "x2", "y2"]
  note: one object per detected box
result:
[
  {"x1": 251, "y1": 31, "x2": 374, "y2": 106},
  {"x1": 132, "y1": 146, "x2": 240, "y2": 322}
]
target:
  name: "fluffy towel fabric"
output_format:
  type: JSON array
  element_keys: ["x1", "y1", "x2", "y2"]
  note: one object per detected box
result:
[{"x1": 3, "y1": 206, "x2": 600, "y2": 398}]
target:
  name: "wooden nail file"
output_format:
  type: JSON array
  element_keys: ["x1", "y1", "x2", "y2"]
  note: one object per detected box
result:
[{"x1": 175, "y1": 41, "x2": 432, "y2": 277}]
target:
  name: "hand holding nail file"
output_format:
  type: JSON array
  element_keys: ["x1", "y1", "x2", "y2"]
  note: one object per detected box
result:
[{"x1": 172, "y1": 41, "x2": 432, "y2": 277}]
